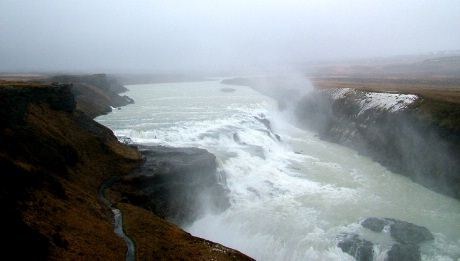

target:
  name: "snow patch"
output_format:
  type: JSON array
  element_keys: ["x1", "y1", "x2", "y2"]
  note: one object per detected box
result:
[
  {"x1": 330, "y1": 88, "x2": 352, "y2": 99},
  {"x1": 358, "y1": 92, "x2": 418, "y2": 115},
  {"x1": 326, "y1": 88, "x2": 419, "y2": 115}
]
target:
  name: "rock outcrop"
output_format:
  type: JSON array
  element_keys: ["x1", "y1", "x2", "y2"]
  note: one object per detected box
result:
[
  {"x1": 361, "y1": 217, "x2": 434, "y2": 244},
  {"x1": 386, "y1": 244, "x2": 421, "y2": 261},
  {"x1": 338, "y1": 217, "x2": 434, "y2": 261},
  {"x1": 112, "y1": 146, "x2": 230, "y2": 225},
  {"x1": 337, "y1": 234, "x2": 374, "y2": 261},
  {"x1": 296, "y1": 88, "x2": 460, "y2": 198},
  {"x1": 50, "y1": 74, "x2": 134, "y2": 118}
]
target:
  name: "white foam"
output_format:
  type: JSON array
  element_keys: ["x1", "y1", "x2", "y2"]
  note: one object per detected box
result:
[{"x1": 96, "y1": 81, "x2": 460, "y2": 261}]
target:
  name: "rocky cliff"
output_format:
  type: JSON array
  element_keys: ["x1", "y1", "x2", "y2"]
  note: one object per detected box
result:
[
  {"x1": 296, "y1": 88, "x2": 460, "y2": 199},
  {"x1": 112, "y1": 146, "x2": 230, "y2": 226},
  {"x1": 223, "y1": 76, "x2": 460, "y2": 199},
  {"x1": 0, "y1": 82, "x2": 141, "y2": 259},
  {"x1": 50, "y1": 74, "x2": 134, "y2": 118},
  {"x1": 0, "y1": 79, "x2": 251, "y2": 260}
]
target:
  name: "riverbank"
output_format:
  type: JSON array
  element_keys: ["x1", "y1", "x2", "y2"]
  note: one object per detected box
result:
[
  {"x1": 0, "y1": 75, "x2": 252, "y2": 260},
  {"x1": 0, "y1": 80, "x2": 141, "y2": 259}
]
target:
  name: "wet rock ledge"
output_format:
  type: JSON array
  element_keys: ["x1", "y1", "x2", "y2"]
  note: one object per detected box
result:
[
  {"x1": 108, "y1": 145, "x2": 254, "y2": 260},
  {"x1": 338, "y1": 217, "x2": 434, "y2": 261},
  {"x1": 112, "y1": 145, "x2": 230, "y2": 225}
]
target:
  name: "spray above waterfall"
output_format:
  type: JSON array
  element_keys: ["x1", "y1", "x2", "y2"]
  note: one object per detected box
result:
[{"x1": 97, "y1": 80, "x2": 460, "y2": 260}]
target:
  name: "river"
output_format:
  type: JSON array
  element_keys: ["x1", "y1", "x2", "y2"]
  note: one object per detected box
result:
[{"x1": 96, "y1": 80, "x2": 460, "y2": 260}]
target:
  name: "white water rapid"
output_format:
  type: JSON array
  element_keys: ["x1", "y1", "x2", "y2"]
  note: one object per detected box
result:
[{"x1": 96, "y1": 80, "x2": 460, "y2": 261}]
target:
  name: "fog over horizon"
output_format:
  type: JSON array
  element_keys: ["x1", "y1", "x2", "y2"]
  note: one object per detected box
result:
[{"x1": 1, "y1": 0, "x2": 459, "y2": 74}]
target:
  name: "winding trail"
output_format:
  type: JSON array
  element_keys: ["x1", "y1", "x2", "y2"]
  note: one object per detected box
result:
[{"x1": 99, "y1": 177, "x2": 136, "y2": 261}]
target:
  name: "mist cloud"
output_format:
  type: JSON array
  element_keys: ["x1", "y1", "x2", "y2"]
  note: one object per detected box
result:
[{"x1": 1, "y1": 0, "x2": 459, "y2": 73}]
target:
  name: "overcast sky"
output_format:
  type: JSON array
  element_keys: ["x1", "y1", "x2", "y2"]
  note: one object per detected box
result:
[{"x1": 1, "y1": 0, "x2": 459, "y2": 73}]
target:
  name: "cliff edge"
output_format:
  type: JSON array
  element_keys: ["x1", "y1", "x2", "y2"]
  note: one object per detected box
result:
[
  {"x1": 0, "y1": 78, "x2": 252, "y2": 260},
  {"x1": 0, "y1": 82, "x2": 141, "y2": 259},
  {"x1": 51, "y1": 74, "x2": 134, "y2": 118},
  {"x1": 296, "y1": 87, "x2": 460, "y2": 199}
]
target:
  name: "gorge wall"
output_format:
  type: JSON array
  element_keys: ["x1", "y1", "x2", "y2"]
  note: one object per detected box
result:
[
  {"x1": 295, "y1": 88, "x2": 460, "y2": 199},
  {"x1": 51, "y1": 74, "x2": 134, "y2": 118},
  {"x1": 222, "y1": 77, "x2": 460, "y2": 199}
]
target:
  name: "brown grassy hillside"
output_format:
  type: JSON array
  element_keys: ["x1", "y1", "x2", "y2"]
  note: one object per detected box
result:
[{"x1": 0, "y1": 81, "x2": 253, "y2": 260}]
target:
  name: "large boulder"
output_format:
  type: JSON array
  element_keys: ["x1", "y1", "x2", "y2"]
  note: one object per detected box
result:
[
  {"x1": 385, "y1": 218, "x2": 434, "y2": 245},
  {"x1": 386, "y1": 244, "x2": 421, "y2": 261},
  {"x1": 356, "y1": 217, "x2": 433, "y2": 261},
  {"x1": 337, "y1": 234, "x2": 374, "y2": 261},
  {"x1": 361, "y1": 217, "x2": 434, "y2": 244}
]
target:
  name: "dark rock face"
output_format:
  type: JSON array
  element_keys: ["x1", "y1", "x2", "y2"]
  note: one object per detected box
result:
[
  {"x1": 337, "y1": 234, "x2": 374, "y2": 261},
  {"x1": 360, "y1": 217, "x2": 434, "y2": 245},
  {"x1": 386, "y1": 244, "x2": 421, "y2": 261},
  {"x1": 295, "y1": 89, "x2": 460, "y2": 199},
  {"x1": 50, "y1": 74, "x2": 134, "y2": 118},
  {"x1": 254, "y1": 115, "x2": 282, "y2": 142},
  {"x1": 361, "y1": 217, "x2": 386, "y2": 232},
  {"x1": 254, "y1": 115, "x2": 272, "y2": 131},
  {"x1": 386, "y1": 218, "x2": 434, "y2": 245},
  {"x1": 52, "y1": 74, "x2": 128, "y2": 94},
  {"x1": 114, "y1": 146, "x2": 230, "y2": 225}
]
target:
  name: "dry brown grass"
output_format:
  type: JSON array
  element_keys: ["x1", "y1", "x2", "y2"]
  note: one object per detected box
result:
[
  {"x1": 311, "y1": 77, "x2": 460, "y2": 104},
  {"x1": 0, "y1": 80, "x2": 49, "y2": 88},
  {"x1": 117, "y1": 203, "x2": 253, "y2": 261},
  {"x1": 17, "y1": 104, "x2": 141, "y2": 259}
]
